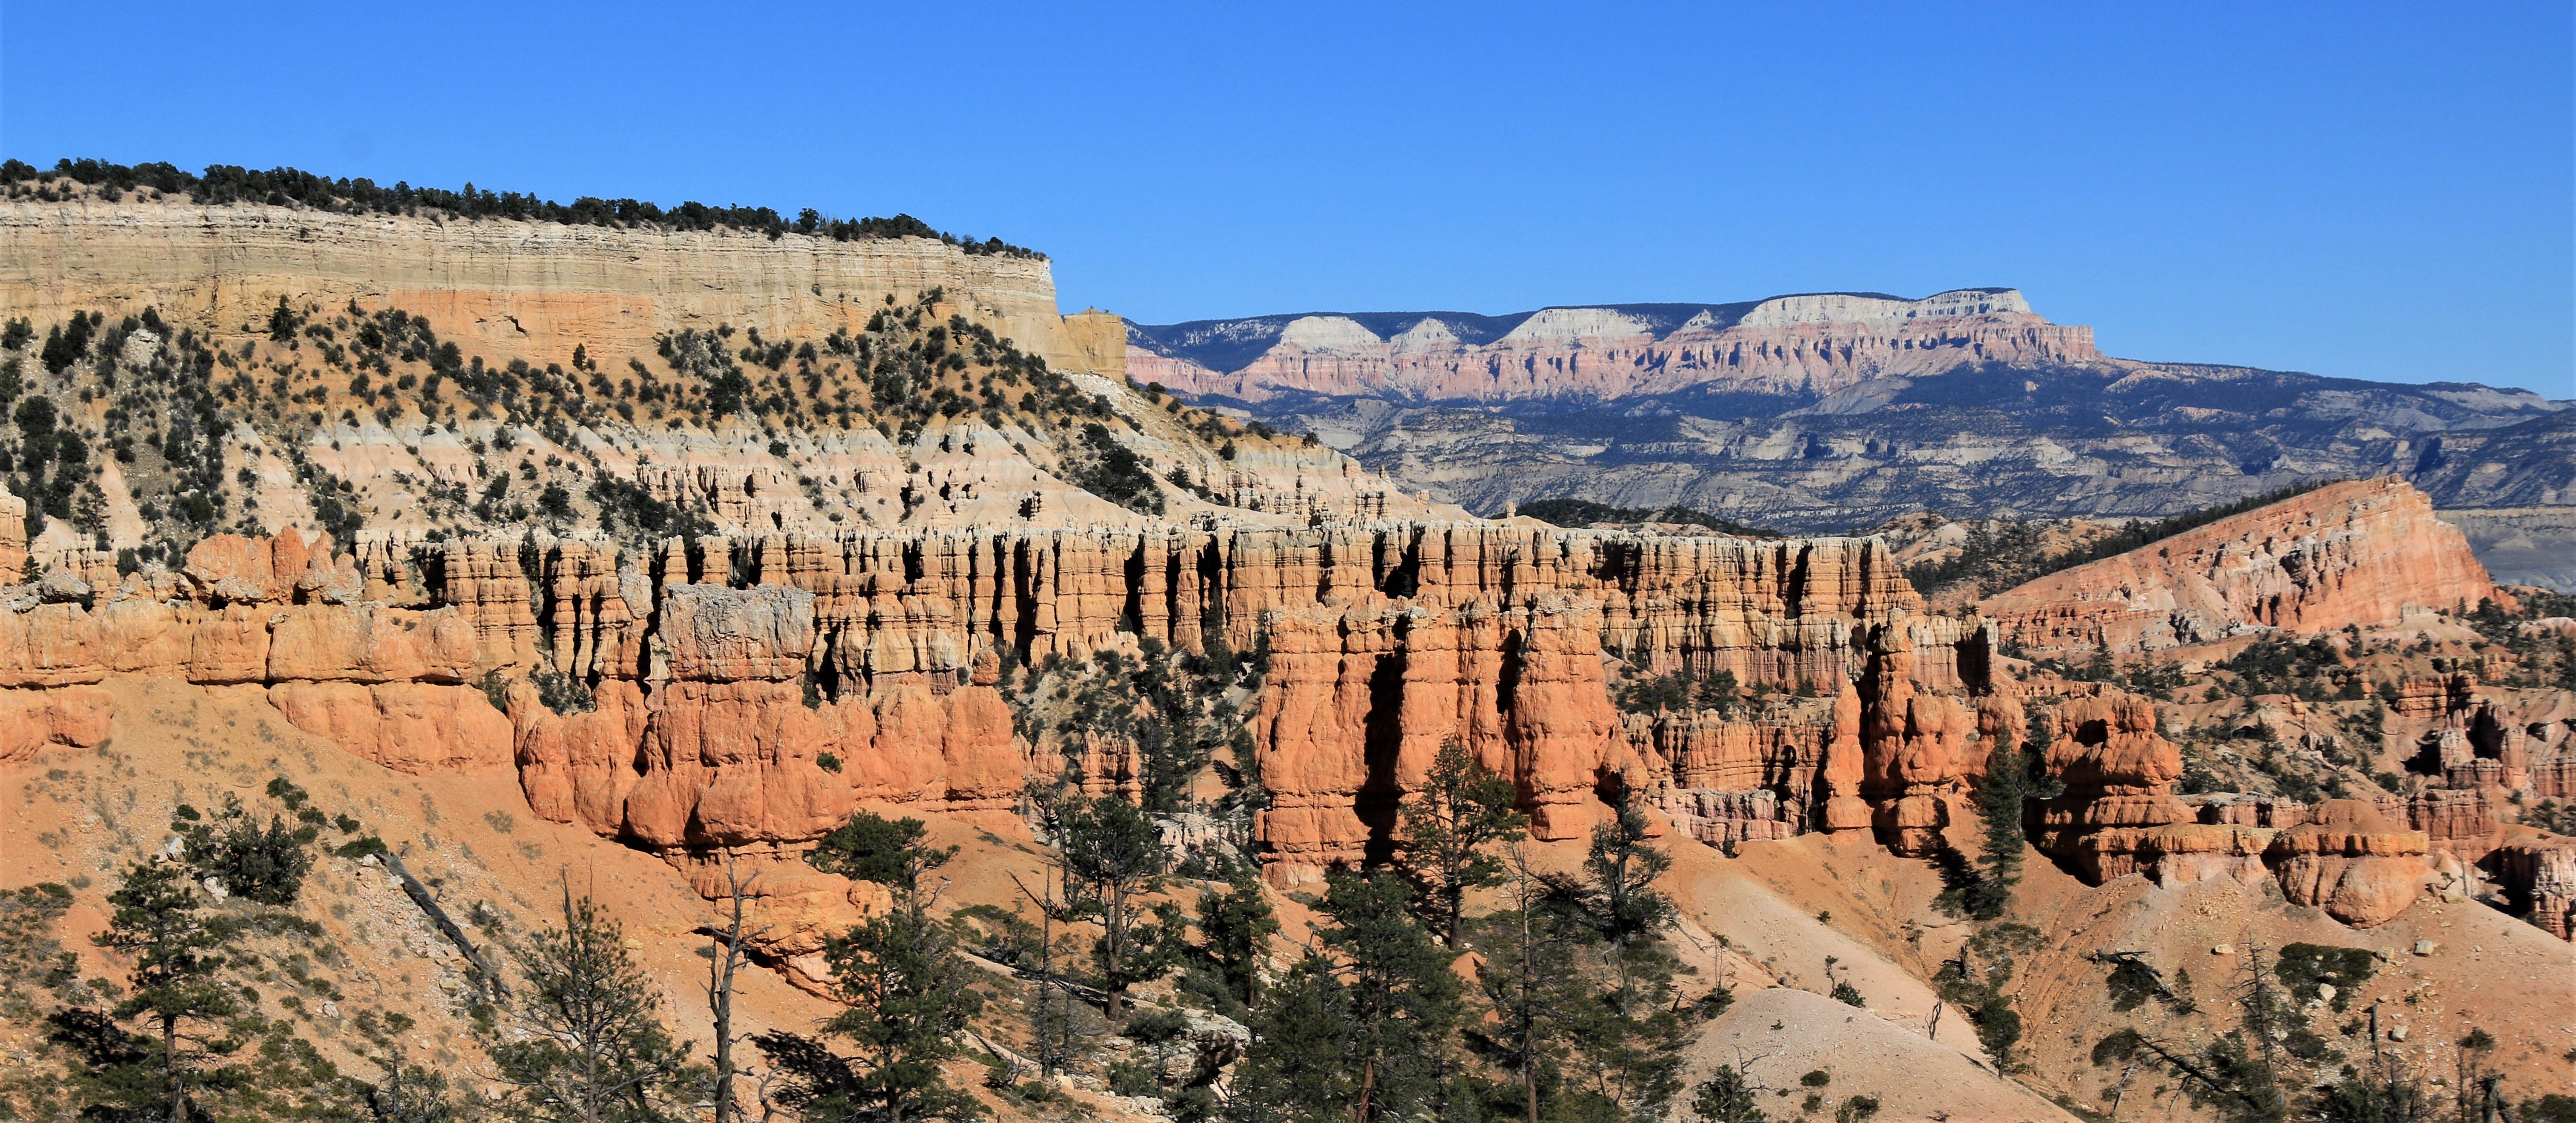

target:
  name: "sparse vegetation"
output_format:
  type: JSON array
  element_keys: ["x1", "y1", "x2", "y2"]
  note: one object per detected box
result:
[
  {"x1": 10, "y1": 157, "x2": 1044, "y2": 257},
  {"x1": 1517, "y1": 497, "x2": 1779, "y2": 538}
]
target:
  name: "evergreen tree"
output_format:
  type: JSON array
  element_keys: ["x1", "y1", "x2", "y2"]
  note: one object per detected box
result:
[
  {"x1": 1467, "y1": 846, "x2": 1582, "y2": 1123},
  {"x1": 1690, "y1": 1064, "x2": 1769, "y2": 1123},
  {"x1": 808, "y1": 811, "x2": 955, "y2": 897},
  {"x1": 1193, "y1": 865, "x2": 1278, "y2": 1007},
  {"x1": 490, "y1": 890, "x2": 704, "y2": 1123},
  {"x1": 1397, "y1": 738, "x2": 1527, "y2": 948},
  {"x1": 1570, "y1": 789, "x2": 1674, "y2": 952},
  {"x1": 1963, "y1": 705, "x2": 2033, "y2": 920},
  {"x1": 759, "y1": 904, "x2": 987, "y2": 1123},
  {"x1": 91, "y1": 856, "x2": 241, "y2": 1123},
  {"x1": 1050, "y1": 794, "x2": 1183, "y2": 1021},
  {"x1": 1228, "y1": 954, "x2": 1358, "y2": 1123},
  {"x1": 1558, "y1": 791, "x2": 1688, "y2": 1123},
  {"x1": 1314, "y1": 872, "x2": 1464, "y2": 1123}
]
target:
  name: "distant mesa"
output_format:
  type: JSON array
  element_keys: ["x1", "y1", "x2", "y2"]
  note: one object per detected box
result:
[{"x1": 1125, "y1": 287, "x2": 2069, "y2": 406}]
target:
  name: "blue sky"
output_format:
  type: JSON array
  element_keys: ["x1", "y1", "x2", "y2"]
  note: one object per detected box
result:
[{"x1": 4, "y1": 2, "x2": 2568, "y2": 394}]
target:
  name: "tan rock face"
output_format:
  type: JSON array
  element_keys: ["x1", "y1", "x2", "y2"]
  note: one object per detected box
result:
[
  {"x1": 0, "y1": 490, "x2": 25, "y2": 584},
  {"x1": 1982, "y1": 479, "x2": 2506, "y2": 654},
  {"x1": 2495, "y1": 836, "x2": 2576, "y2": 939},
  {"x1": 0, "y1": 200, "x2": 1103, "y2": 377}
]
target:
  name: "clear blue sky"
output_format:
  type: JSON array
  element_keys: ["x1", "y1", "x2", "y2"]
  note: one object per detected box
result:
[{"x1": 4, "y1": 1, "x2": 2568, "y2": 394}]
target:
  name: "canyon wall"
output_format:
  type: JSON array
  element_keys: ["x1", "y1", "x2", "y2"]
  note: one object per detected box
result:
[
  {"x1": 0, "y1": 199, "x2": 1111, "y2": 376},
  {"x1": 1128, "y1": 289, "x2": 2099, "y2": 405},
  {"x1": 1980, "y1": 479, "x2": 2504, "y2": 653},
  {"x1": 4, "y1": 518, "x2": 2002, "y2": 882}
]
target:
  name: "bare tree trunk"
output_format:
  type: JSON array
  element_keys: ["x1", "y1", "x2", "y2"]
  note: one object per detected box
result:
[
  {"x1": 165, "y1": 1013, "x2": 186, "y2": 1123},
  {"x1": 706, "y1": 854, "x2": 762, "y2": 1123},
  {"x1": 1104, "y1": 887, "x2": 1128, "y2": 1022}
]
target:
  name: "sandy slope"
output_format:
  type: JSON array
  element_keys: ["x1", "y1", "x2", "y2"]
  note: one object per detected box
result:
[
  {"x1": 1686, "y1": 987, "x2": 2081, "y2": 1122},
  {"x1": 1, "y1": 676, "x2": 844, "y2": 1102}
]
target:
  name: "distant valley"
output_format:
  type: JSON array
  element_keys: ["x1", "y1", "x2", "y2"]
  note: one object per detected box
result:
[{"x1": 1129, "y1": 290, "x2": 2575, "y2": 588}]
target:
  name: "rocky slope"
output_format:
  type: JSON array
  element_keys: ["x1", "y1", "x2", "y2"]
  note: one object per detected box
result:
[
  {"x1": 1132, "y1": 292, "x2": 2573, "y2": 587},
  {"x1": 1980, "y1": 478, "x2": 2504, "y2": 654}
]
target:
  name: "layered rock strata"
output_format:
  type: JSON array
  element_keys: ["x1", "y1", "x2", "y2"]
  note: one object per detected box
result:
[
  {"x1": 1129, "y1": 289, "x2": 2098, "y2": 405},
  {"x1": 2495, "y1": 836, "x2": 2576, "y2": 939},
  {"x1": 0, "y1": 199, "x2": 1102, "y2": 376},
  {"x1": 1982, "y1": 479, "x2": 2504, "y2": 653},
  {"x1": 2027, "y1": 688, "x2": 2432, "y2": 926}
]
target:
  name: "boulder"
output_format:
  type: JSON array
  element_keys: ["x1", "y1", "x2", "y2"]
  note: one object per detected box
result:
[{"x1": 2267, "y1": 800, "x2": 2429, "y2": 928}]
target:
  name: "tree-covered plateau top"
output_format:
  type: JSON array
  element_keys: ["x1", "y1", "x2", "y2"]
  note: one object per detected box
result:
[{"x1": 3, "y1": 157, "x2": 1044, "y2": 259}]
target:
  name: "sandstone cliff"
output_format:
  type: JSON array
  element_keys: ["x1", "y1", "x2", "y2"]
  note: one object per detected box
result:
[
  {"x1": 0, "y1": 199, "x2": 1104, "y2": 376},
  {"x1": 1980, "y1": 479, "x2": 2503, "y2": 653}
]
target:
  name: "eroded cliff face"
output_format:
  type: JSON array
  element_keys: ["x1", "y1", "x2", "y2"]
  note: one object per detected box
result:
[
  {"x1": 1130, "y1": 289, "x2": 2096, "y2": 406},
  {"x1": 2024, "y1": 687, "x2": 2436, "y2": 928},
  {"x1": 0, "y1": 200, "x2": 1102, "y2": 375},
  {"x1": 1981, "y1": 479, "x2": 2505, "y2": 654},
  {"x1": 5, "y1": 514, "x2": 2017, "y2": 895}
]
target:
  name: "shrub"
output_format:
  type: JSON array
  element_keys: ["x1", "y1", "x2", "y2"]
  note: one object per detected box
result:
[
  {"x1": 176, "y1": 794, "x2": 318, "y2": 905},
  {"x1": 532, "y1": 668, "x2": 595, "y2": 715},
  {"x1": 2275, "y1": 943, "x2": 2374, "y2": 1012},
  {"x1": 1106, "y1": 1058, "x2": 1160, "y2": 1096},
  {"x1": 1123, "y1": 1008, "x2": 1190, "y2": 1045},
  {"x1": 1062, "y1": 422, "x2": 1165, "y2": 515}
]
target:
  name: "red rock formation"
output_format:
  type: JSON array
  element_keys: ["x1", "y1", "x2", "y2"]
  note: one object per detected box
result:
[
  {"x1": 2, "y1": 521, "x2": 1989, "y2": 915},
  {"x1": 2033, "y1": 688, "x2": 2206, "y2": 881},
  {"x1": 1857, "y1": 630, "x2": 1971, "y2": 854},
  {"x1": 1251, "y1": 595, "x2": 1640, "y2": 878},
  {"x1": 2267, "y1": 800, "x2": 2429, "y2": 928},
  {"x1": 1812, "y1": 682, "x2": 1875, "y2": 832},
  {"x1": 1983, "y1": 479, "x2": 2505, "y2": 654},
  {"x1": 0, "y1": 684, "x2": 112, "y2": 764},
  {"x1": 268, "y1": 681, "x2": 513, "y2": 774}
]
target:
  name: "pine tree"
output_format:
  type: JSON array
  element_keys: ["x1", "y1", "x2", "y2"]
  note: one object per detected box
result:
[
  {"x1": 1467, "y1": 845, "x2": 1582, "y2": 1123},
  {"x1": 1398, "y1": 738, "x2": 1527, "y2": 948},
  {"x1": 1049, "y1": 794, "x2": 1183, "y2": 1021},
  {"x1": 1559, "y1": 790, "x2": 1688, "y2": 1122},
  {"x1": 1690, "y1": 1064, "x2": 1769, "y2": 1123},
  {"x1": 1964, "y1": 705, "x2": 2032, "y2": 920},
  {"x1": 1572, "y1": 788, "x2": 1673, "y2": 952},
  {"x1": 1193, "y1": 865, "x2": 1278, "y2": 1007},
  {"x1": 759, "y1": 905, "x2": 988, "y2": 1123},
  {"x1": 1314, "y1": 872, "x2": 1463, "y2": 1123},
  {"x1": 1228, "y1": 954, "x2": 1358, "y2": 1123},
  {"x1": 490, "y1": 890, "x2": 704, "y2": 1123},
  {"x1": 808, "y1": 811, "x2": 955, "y2": 896},
  {"x1": 91, "y1": 856, "x2": 240, "y2": 1123}
]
